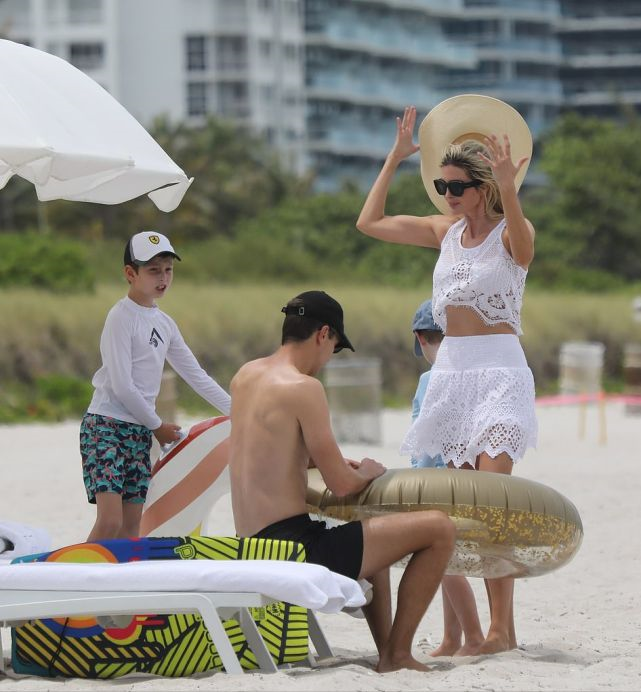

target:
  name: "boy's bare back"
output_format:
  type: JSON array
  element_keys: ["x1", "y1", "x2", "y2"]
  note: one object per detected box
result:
[{"x1": 230, "y1": 352, "x2": 329, "y2": 536}]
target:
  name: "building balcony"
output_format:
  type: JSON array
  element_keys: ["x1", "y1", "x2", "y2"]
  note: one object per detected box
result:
[
  {"x1": 306, "y1": 30, "x2": 475, "y2": 68},
  {"x1": 476, "y1": 40, "x2": 562, "y2": 64},
  {"x1": 463, "y1": 1, "x2": 560, "y2": 22},
  {"x1": 564, "y1": 89, "x2": 641, "y2": 107},
  {"x1": 187, "y1": 65, "x2": 251, "y2": 81},
  {"x1": 306, "y1": 133, "x2": 394, "y2": 160},
  {"x1": 564, "y1": 53, "x2": 641, "y2": 69},
  {"x1": 557, "y1": 17, "x2": 641, "y2": 33},
  {"x1": 306, "y1": 76, "x2": 444, "y2": 111},
  {"x1": 466, "y1": 0, "x2": 558, "y2": 9},
  {"x1": 434, "y1": 76, "x2": 562, "y2": 99},
  {"x1": 473, "y1": 83, "x2": 563, "y2": 107},
  {"x1": 348, "y1": 0, "x2": 464, "y2": 17}
]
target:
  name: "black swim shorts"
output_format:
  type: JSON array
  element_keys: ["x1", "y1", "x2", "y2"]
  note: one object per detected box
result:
[{"x1": 251, "y1": 514, "x2": 363, "y2": 580}]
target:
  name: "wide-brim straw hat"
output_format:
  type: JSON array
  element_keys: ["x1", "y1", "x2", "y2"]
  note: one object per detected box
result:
[{"x1": 418, "y1": 94, "x2": 532, "y2": 215}]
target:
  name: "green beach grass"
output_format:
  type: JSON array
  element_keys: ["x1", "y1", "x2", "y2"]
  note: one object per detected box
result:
[{"x1": 1, "y1": 282, "x2": 640, "y2": 421}]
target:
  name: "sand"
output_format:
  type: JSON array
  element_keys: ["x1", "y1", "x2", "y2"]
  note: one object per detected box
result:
[{"x1": 1, "y1": 402, "x2": 640, "y2": 691}]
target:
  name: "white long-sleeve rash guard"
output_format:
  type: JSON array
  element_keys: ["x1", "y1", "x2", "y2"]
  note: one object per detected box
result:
[{"x1": 87, "y1": 297, "x2": 231, "y2": 430}]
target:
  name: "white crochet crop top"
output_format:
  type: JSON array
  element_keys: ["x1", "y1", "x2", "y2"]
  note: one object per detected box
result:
[{"x1": 432, "y1": 217, "x2": 527, "y2": 335}]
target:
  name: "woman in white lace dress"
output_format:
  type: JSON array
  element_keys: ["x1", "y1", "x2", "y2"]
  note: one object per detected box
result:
[{"x1": 356, "y1": 104, "x2": 537, "y2": 655}]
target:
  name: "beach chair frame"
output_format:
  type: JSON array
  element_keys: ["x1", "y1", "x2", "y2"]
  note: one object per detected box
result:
[{"x1": 0, "y1": 560, "x2": 357, "y2": 677}]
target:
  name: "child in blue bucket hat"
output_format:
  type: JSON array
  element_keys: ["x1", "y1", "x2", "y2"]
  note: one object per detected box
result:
[{"x1": 410, "y1": 298, "x2": 445, "y2": 468}]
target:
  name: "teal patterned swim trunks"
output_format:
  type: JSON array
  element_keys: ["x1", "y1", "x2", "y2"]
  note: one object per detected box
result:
[{"x1": 80, "y1": 413, "x2": 153, "y2": 504}]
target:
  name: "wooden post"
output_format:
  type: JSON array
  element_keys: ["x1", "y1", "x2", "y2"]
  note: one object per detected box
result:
[
  {"x1": 578, "y1": 395, "x2": 586, "y2": 440},
  {"x1": 156, "y1": 369, "x2": 178, "y2": 423},
  {"x1": 598, "y1": 392, "x2": 607, "y2": 445}
]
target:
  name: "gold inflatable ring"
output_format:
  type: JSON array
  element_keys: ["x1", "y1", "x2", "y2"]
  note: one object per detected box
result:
[{"x1": 306, "y1": 468, "x2": 582, "y2": 578}]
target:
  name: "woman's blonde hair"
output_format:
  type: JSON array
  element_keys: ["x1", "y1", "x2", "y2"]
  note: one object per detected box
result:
[{"x1": 440, "y1": 140, "x2": 502, "y2": 217}]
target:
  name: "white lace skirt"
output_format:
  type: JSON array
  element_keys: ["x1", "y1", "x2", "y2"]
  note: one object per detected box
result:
[{"x1": 400, "y1": 334, "x2": 537, "y2": 468}]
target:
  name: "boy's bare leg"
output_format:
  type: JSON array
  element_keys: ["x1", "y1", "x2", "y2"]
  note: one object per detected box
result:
[
  {"x1": 477, "y1": 451, "x2": 517, "y2": 654},
  {"x1": 432, "y1": 575, "x2": 484, "y2": 656},
  {"x1": 509, "y1": 592, "x2": 516, "y2": 648},
  {"x1": 87, "y1": 492, "x2": 123, "y2": 542},
  {"x1": 362, "y1": 568, "x2": 392, "y2": 655},
  {"x1": 430, "y1": 582, "x2": 462, "y2": 657},
  {"x1": 120, "y1": 502, "x2": 144, "y2": 538},
  {"x1": 448, "y1": 576, "x2": 485, "y2": 655},
  {"x1": 359, "y1": 511, "x2": 456, "y2": 673},
  {"x1": 86, "y1": 499, "x2": 143, "y2": 631}
]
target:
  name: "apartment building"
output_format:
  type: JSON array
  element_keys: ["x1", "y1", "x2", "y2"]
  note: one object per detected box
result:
[
  {"x1": 441, "y1": 0, "x2": 563, "y2": 138},
  {"x1": 558, "y1": 0, "x2": 641, "y2": 118},
  {"x1": 2, "y1": 0, "x2": 638, "y2": 189},
  {"x1": 0, "y1": 0, "x2": 307, "y2": 172},
  {"x1": 303, "y1": 0, "x2": 477, "y2": 189}
]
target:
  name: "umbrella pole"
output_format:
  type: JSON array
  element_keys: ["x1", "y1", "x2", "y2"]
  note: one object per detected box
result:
[{"x1": 37, "y1": 202, "x2": 50, "y2": 234}]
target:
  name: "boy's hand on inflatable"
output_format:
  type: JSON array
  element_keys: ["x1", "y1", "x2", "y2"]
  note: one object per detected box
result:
[
  {"x1": 357, "y1": 457, "x2": 386, "y2": 481},
  {"x1": 153, "y1": 422, "x2": 182, "y2": 446}
]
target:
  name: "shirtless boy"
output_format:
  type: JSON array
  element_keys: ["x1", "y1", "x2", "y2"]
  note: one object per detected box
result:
[{"x1": 229, "y1": 290, "x2": 455, "y2": 673}]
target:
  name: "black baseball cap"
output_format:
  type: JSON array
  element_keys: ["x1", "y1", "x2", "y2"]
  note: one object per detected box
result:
[{"x1": 281, "y1": 290, "x2": 355, "y2": 353}]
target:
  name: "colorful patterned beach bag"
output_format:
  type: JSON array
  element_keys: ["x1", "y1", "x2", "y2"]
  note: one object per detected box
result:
[{"x1": 11, "y1": 535, "x2": 308, "y2": 678}]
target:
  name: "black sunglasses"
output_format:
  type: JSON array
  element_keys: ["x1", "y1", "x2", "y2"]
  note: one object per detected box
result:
[{"x1": 433, "y1": 178, "x2": 481, "y2": 197}]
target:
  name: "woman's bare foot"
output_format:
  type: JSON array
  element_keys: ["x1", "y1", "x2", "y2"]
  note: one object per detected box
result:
[
  {"x1": 377, "y1": 653, "x2": 431, "y2": 673},
  {"x1": 455, "y1": 639, "x2": 485, "y2": 656},
  {"x1": 430, "y1": 639, "x2": 461, "y2": 657},
  {"x1": 476, "y1": 632, "x2": 513, "y2": 655}
]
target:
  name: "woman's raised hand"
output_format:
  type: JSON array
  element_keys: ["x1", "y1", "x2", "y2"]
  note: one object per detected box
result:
[
  {"x1": 389, "y1": 106, "x2": 420, "y2": 162},
  {"x1": 478, "y1": 134, "x2": 529, "y2": 188}
]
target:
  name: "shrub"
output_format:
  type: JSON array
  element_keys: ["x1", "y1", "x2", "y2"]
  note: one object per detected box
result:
[
  {"x1": 1, "y1": 283, "x2": 640, "y2": 423},
  {"x1": 0, "y1": 232, "x2": 95, "y2": 292},
  {"x1": 0, "y1": 375, "x2": 93, "y2": 422}
]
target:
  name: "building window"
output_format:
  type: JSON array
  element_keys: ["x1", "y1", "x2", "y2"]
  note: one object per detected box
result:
[
  {"x1": 261, "y1": 85, "x2": 274, "y2": 104},
  {"x1": 187, "y1": 82, "x2": 208, "y2": 116},
  {"x1": 284, "y1": 91, "x2": 299, "y2": 106},
  {"x1": 216, "y1": 37, "x2": 248, "y2": 70},
  {"x1": 218, "y1": 82, "x2": 249, "y2": 118},
  {"x1": 259, "y1": 39, "x2": 272, "y2": 61},
  {"x1": 2, "y1": 0, "x2": 30, "y2": 27},
  {"x1": 186, "y1": 35, "x2": 207, "y2": 71},
  {"x1": 284, "y1": 43, "x2": 298, "y2": 62},
  {"x1": 46, "y1": 41, "x2": 61, "y2": 56},
  {"x1": 69, "y1": 42, "x2": 104, "y2": 70},
  {"x1": 68, "y1": 0, "x2": 102, "y2": 24}
]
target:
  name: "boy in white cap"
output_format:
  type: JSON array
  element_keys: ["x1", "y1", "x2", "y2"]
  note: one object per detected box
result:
[{"x1": 80, "y1": 231, "x2": 231, "y2": 542}]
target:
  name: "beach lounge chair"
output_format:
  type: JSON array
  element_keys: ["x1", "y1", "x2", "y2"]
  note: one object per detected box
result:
[
  {"x1": 137, "y1": 419, "x2": 349, "y2": 665},
  {"x1": 0, "y1": 559, "x2": 365, "y2": 676}
]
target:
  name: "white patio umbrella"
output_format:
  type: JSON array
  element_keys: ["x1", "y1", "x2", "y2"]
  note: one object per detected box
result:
[{"x1": 0, "y1": 39, "x2": 193, "y2": 212}]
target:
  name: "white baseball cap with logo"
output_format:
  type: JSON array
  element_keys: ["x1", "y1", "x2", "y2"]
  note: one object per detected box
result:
[{"x1": 125, "y1": 231, "x2": 181, "y2": 265}]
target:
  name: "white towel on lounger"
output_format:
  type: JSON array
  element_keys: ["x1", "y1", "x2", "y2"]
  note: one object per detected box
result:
[
  {"x1": 0, "y1": 559, "x2": 367, "y2": 613},
  {"x1": 0, "y1": 520, "x2": 51, "y2": 562}
]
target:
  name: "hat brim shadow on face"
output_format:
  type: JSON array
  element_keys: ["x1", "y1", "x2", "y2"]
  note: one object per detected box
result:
[{"x1": 418, "y1": 94, "x2": 533, "y2": 216}]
